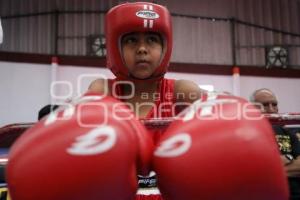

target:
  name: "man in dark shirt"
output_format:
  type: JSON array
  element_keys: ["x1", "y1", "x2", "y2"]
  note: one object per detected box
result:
[{"x1": 250, "y1": 88, "x2": 300, "y2": 199}]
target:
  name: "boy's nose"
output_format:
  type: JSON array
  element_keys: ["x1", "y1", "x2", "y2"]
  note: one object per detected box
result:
[{"x1": 137, "y1": 41, "x2": 148, "y2": 54}]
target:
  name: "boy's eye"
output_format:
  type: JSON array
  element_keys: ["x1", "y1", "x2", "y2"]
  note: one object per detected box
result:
[
  {"x1": 121, "y1": 33, "x2": 162, "y2": 46},
  {"x1": 122, "y1": 36, "x2": 137, "y2": 44},
  {"x1": 147, "y1": 35, "x2": 161, "y2": 44}
]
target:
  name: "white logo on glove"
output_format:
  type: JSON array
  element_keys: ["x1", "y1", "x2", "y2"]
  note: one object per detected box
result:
[
  {"x1": 67, "y1": 126, "x2": 116, "y2": 155},
  {"x1": 154, "y1": 133, "x2": 191, "y2": 157}
]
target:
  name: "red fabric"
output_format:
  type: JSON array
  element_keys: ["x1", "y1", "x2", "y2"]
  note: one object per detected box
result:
[
  {"x1": 109, "y1": 78, "x2": 175, "y2": 119},
  {"x1": 109, "y1": 78, "x2": 175, "y2": 145},
  {"x1": 144, "y1": 78, "x2": 175, "y2": 119},
  {"x1": 144, "y1": 78, "x2": 175, "y2": 145}
]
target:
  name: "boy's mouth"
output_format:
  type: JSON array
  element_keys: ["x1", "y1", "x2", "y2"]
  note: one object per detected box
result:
[{"x1": 135, "y1": 60, "x2": 150, "y2": 67}]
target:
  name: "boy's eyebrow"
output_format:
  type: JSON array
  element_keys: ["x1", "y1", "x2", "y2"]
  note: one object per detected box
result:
[
  {"x1": 122, "y1": 32, "x2": 137, "y2": 37},
  {"x1": 147, "y1": 32, "x2": 161, "y2": 36},
  {"x1": 121, "y1": 32, "x2": 163, "y2": 42}
]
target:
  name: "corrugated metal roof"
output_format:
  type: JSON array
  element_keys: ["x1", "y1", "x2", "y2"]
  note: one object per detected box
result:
[{"x1": 0, "y1": 0, "x2": 299, "y2": 67}]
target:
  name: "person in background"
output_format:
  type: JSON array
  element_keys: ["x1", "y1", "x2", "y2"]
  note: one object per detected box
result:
[
  {"x1": 0, "y1": 17, "x2": 3, "y2": 44},
  {"x1": 250, "y1": 88, "x2": 278, "y2": 114},
  {"x1": 38, "y1": 104, "x2": 59, "y2": 120},
  {"x1": 250, "y1": 88, "x2": 300, "y2": 199}
]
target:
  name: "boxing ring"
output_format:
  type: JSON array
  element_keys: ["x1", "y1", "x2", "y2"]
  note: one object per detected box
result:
[
  {"x1": 0, "y1": 123, "x2": 34, "y2": 200},
  {"x1": 0, "y1": 114, "x2": 299, "y2": 200}
]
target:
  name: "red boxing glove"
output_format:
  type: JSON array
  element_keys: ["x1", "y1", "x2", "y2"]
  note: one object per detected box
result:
[
  {"x1": 153, "y1": 94, "x2": 289, "y2": 200},
  {"x1": 6, "y1": 93, "x2": 153, "y2": 200}
]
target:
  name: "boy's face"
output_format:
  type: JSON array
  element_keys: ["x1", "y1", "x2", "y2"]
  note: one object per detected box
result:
[{"x1": 121, "y1": 32, "x2": 163, "y2": 79}]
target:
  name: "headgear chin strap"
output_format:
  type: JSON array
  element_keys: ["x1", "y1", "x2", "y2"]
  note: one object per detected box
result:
[
  {"x1": 0, "y1": 18, "x2": 3, "y2": 44},
  {"x1": 105, "y1": 2, "x2": 172, "y2": 81}
]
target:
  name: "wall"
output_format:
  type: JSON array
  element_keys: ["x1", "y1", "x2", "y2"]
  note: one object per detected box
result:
[
  {"x1": 0, "y1": 61, "x2": 51, "y2": 126},
  {"x1": 1, "y1": 0, "x2": 299, "y2": 66},
  {"x1": 240, "y1": 76, "x2": 300, "y2": 113}
]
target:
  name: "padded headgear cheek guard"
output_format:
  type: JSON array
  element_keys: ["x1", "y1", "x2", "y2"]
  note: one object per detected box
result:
[{"x1": 105, "y1": 2, "x2": 172, "y2": 80}]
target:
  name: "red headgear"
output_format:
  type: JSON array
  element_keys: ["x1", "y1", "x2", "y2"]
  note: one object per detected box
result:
[{"x1": 105, "y1": 2, "x2": 172, "y2": 80}]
